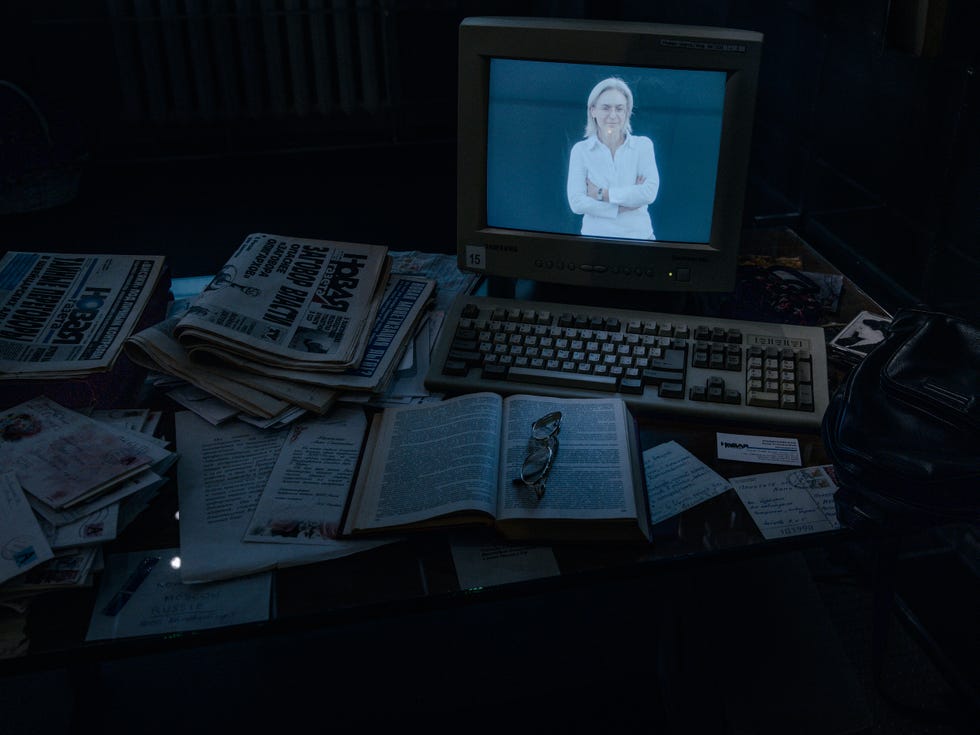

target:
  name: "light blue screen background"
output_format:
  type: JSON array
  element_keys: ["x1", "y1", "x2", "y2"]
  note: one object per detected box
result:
[{"x1": 486, "y1": 59, "x2": 726, "y2": 243}]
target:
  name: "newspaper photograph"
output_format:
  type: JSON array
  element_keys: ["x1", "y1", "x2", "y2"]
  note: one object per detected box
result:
[
  {"x1": 173, "y1": 233, "x2": 390, "y2": 372},
  {"x1": 0, "y1": 252, "x2": 167, "y2": 378}
]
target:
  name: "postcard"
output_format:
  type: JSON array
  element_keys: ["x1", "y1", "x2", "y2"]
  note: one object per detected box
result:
[
  {"x1": 0, "y1": 396, "x2": 154, "y2": 509},
  {"x1": 5, "y1": 546, "x2": 99, "y2": 591},
  {"x1": 41, "y1": 504, "x2": 119, "y2": 550},
  {"x1": 730, "y1": 466, "x2": 841, "y2": 540},
  {"x1": 86, "y1": 547, "x2": 272, "y2": 640},
  {"x1": 0, "y1": 472, "x2": 54, "y2": 585}
]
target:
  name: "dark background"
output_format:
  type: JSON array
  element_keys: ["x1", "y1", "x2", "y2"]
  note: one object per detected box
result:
[{"x1": 1, "y1": 0, "x2": 977, "y2": 317}]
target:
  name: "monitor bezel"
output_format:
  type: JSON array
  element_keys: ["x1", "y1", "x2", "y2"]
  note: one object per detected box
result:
[{"x1": 457, "y1": 17, "x2": 763, "y2": 293}]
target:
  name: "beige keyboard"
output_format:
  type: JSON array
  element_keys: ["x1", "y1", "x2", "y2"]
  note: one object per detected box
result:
[{"x1": 424, "y1": 294, "x2": 831, "y2": 431}]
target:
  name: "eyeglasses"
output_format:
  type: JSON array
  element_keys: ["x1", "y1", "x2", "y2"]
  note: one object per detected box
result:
[{"x1": 512, "y1": 411, "x2": 562, "y2": 499}]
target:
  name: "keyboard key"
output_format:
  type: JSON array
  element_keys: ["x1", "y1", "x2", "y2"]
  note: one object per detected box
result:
[
  {"x1": 619, "y1": 377, "x2": 644, "y2": 394},
  {"x1": 448, "y1": 349, "x2": 482, "y2": 366},
  {"x1": 642, "y1": 368, "x2": 681, "y2": 386},
  {"x1": 508, "y1": 366, "x2": 618, "y2": 392},
  {"x1": 443, "y1": 360, "x2": 468, "y2": 376},
  {"x1": 482, "y1": 363, "x2": 508, "y2": 380},
  {"x1": 451, "y1": 338, "x2": 478, "y2": 352},
  {"x1": 648, "y1": 348, "x2": 686, "y2": 371},
  {"x1": 797, "y1": 361, "x2": 813, "y2": 384},
  {"x1": 797, "y1": 384, "x2": 815, "y2": 412},
  {"x1": 747, "y1": 390, "x2": 780, "y2": 408}
]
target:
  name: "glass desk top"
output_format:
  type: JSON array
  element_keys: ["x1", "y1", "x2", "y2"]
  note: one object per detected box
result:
[{"x1": 0, "y1": 226, "x2": 884, "y2": 673}]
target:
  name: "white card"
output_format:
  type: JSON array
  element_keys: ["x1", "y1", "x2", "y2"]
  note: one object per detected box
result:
[
  {"x1": 717, "y1": 432, "x2": 802, "y2": 466},
  {"x1": 450, "y1": 529, "x2": 559, "y2": 590}
]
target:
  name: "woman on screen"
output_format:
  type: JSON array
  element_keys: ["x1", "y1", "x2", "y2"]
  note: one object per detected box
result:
[{"x1": 566, "y1": 77, "x2": 660, "y2": 240}]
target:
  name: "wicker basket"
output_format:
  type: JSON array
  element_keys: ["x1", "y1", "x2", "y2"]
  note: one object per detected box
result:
[{"x1": 0, "y1": 80, "x2": 86, "y2": 215}]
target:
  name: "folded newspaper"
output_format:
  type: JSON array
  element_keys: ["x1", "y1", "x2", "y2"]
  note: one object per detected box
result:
[
  {"x1": 171, "y1": 233, "x2": 391, "y2": 373},
  {"x1": 125, "y1": 273, "x2": 435, "y2": 420},
  {"x1": 0, "y1": 252, "x2": 167, "y2": 379},
  {"x1": 123, "y1": 235, "x2": 438, "y2": 421}
]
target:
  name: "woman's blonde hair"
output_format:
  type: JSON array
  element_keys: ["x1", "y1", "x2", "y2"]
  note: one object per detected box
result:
[{"x1": 584, "y1": 77, "x2": 634, "y2": 138}]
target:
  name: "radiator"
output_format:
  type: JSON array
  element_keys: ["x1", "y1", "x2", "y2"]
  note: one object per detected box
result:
[{"x1": 106, "y1": 0, "x2": 393, "y2": 123}]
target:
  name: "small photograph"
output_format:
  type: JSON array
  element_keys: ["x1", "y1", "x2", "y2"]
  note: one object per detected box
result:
[{"x1": 830, "y1": 310, "x2": 892, "y2": 360}]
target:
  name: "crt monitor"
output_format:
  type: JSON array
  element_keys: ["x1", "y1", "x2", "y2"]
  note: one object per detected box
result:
[{"x1": 457, "y1": 17, "x2": 763, "y2": 294}]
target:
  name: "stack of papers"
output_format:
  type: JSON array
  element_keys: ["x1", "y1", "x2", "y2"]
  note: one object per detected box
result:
[
  {"x1": 0, "y1": 252, "x2": 168, "y2": 381},
  {"x1": 124, "y1": 234, "x2": 439, "y2": 428},
  {"x1": 0, "y1": 397, "x2": 176, "y2": 598}
]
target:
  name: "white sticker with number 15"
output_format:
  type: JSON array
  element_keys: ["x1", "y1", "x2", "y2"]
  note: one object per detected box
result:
[{"x1": 465, "y1": 245, "x2": 486, "y2": 270}]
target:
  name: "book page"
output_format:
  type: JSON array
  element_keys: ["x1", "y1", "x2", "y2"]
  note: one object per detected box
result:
[
  {"x1": 175, "y1": 412, "x2": 390, "y2": 583},
  {"x1": 346, "y1": 392, "x2": 502, "y2": 531},
  {"x1": 496, "y1": 396, "x2": 637, "y2": 521},
  {"x1": 244, "y1": 407, "x2": 368, "y2": 544}
]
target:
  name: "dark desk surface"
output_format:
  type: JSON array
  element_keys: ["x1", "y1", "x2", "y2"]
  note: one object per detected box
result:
[{"x1": 0, "y1": 223, "x2": 889, "y2": 675}]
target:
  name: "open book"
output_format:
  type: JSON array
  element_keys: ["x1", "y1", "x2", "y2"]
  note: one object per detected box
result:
[{"x1": 340, "y1": 393, "x2": 651, "y2": 543}]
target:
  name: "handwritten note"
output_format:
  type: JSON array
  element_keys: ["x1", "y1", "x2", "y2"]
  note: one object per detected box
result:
[
  {"x1": 730, "y1": 466, "x2": 840, "y2": 539},
  {"x1": 643, "y1": 441, "x2": 731, "y2": 526}
]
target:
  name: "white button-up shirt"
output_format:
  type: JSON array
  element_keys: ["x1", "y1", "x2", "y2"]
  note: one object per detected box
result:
[{"x1": 566, "y1": 134, "x2": 660, "y2": 239}]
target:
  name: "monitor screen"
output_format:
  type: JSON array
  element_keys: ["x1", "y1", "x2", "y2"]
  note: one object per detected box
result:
[{"x1": 458, "y1": 17, "x2": 763, "y2": 293}]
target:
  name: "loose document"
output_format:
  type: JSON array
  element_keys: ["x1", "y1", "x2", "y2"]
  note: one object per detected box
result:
[
  {"x1": 175, "y1": 411, "x2": 391, "y2": 583},
  {"x1": 244, "y1": 406, "x2": 368, "y2": 544},
  {"x1": 86, "y1": 548, "x2": 272, "y2": 640}
]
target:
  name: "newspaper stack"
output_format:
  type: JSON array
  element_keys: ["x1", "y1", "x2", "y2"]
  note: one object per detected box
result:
[
  {"x1": 124, "y1": 233, "x2": 436, "y2": 424},
  {"x1": 0, "y1": 251, "x2": 169, "y2": 411},
  {"x1": 0, "y1": 396, "x2": 176, "y2": 601}
]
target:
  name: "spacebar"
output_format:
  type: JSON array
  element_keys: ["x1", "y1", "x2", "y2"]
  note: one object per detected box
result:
[{"x1": 507, "y1": 367, "x2": 618, "y2": 392}]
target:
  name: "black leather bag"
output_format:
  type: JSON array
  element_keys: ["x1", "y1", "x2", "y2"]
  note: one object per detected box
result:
[{"x1": 821, "y1": 305, "x2": 980, "y2": 531}]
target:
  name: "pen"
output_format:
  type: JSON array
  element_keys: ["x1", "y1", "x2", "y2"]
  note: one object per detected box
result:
[{"x1": 101, "y1": 555, "x2": 160, "y2": 616}]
